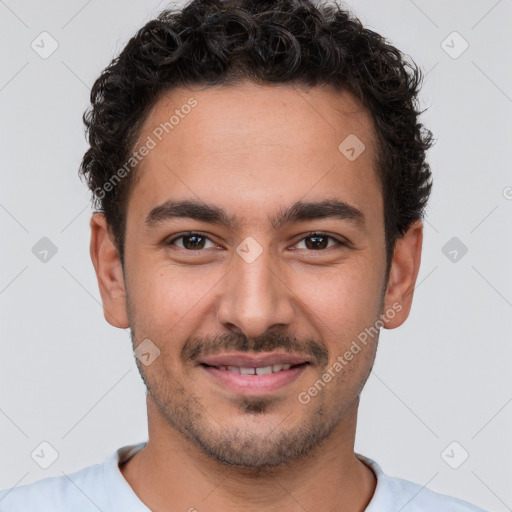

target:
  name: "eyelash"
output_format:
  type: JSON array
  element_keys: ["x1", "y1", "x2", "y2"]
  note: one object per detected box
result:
[{"x1": 165, "y1": 231, "x2": 348, "y2": 251}]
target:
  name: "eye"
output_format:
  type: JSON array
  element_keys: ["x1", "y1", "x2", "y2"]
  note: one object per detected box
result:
[
  {"x1": 165, "y1": 231, "x2": 348, "y2": 252},
  {"x1": 293, "y1": 232, "x2": 347, "y2": 251},
  {"x1": 166, "y1": 232, "x2": 218, "y2": 251}
]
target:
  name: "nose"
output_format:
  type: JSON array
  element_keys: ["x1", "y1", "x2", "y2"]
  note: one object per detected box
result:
[{"x1": 216, "y1": 247, "x2": 295, "y2": 338}]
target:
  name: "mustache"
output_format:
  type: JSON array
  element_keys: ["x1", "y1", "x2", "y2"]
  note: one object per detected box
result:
[{"x1": 181, "y1": 331, "x2": 329, "y2": 368}]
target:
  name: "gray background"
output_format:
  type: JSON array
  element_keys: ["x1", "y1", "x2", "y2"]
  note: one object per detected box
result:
[{"x1": 1, "y1": 0, "x2": 511, "y2": 510}]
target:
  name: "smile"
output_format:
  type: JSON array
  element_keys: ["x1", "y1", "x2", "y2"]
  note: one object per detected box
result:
[
  {"x1": 205, "y1": 363, "x2": 295, "y2": 374},
  {"x1": 199, "y1": 359, "x2": 311, "y2": 395}
]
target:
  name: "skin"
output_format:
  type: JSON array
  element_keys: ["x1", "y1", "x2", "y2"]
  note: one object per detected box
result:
[{"x1": 90, "y1": 82, "x2": 423, "y2": 512}]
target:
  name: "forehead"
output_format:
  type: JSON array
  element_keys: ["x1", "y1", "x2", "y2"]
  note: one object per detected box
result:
[{"x1": 127, "y1": 82, "x2": 382, "y2": 229}]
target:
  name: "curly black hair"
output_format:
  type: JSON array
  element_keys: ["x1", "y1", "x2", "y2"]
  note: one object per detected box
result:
[{"x1": 79, "y1": 0, "x2": 433, "y2": 274}]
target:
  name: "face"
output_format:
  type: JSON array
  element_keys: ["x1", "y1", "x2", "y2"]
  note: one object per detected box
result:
[{"x1": 91, "y1": 83, "x2": 422, "y2": 469}]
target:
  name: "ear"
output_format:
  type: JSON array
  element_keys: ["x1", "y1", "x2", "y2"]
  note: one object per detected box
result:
[
  {"x1": 382, "y1": 220, "x2": 423, "y2": 329},
  {"x1": 89, "y1": 213, "x2": 130, "y2": 328}
]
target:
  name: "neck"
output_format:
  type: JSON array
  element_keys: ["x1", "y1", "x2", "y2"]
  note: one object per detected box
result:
[{"x1": 120, "y1": 396, "x2": 376, "y2": 512}]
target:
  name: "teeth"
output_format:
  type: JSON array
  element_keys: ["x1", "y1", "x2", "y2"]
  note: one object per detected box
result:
[
  {"x1": 256, "y1": 366, "x2": 272, "y2": 375},
  {"x1": 217, "y1": 364, "x2": 293, "y2": 374}
]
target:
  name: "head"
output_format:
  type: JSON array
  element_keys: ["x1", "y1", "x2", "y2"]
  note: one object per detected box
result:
[{"x1": 84, "y1": 0, "x2": 433, "y2": 469}]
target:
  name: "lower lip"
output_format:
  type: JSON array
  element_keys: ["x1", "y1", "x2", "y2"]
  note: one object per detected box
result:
[{"x1": 200, "y1": 364, "x2": 309, "y2": 395}]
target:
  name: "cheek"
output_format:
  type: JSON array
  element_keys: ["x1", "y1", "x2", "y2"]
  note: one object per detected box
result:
[
  {"x1": 126, "y1": 261, "x2": 180, "y2": 332},
  {"x1": 127, "y1": 259, "x2": 221, "y2": 336},
  {"x1": 292, "y1": 258, "x2": 384, "y2": 338}
]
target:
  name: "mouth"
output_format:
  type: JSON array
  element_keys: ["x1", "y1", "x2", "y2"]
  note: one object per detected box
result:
[
  {"x1": 198, "y1": 353, "x2": 311, "y2": 395},
  {"x1": 200, "y1": 362, "x2": 308, "y2": 374}
]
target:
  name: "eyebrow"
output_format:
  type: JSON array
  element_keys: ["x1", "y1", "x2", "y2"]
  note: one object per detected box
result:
[{"x1": 145, "y1": 198, "x2": 365, "y2": 230}]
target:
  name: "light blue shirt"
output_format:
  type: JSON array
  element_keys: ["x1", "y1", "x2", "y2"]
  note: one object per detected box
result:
[{"x1": 0, "y1": 442, "x2": 488, "y2": 511}]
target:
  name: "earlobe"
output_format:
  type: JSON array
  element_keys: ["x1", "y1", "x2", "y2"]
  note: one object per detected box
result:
[
  {"x1": 382, "y1": 220, "x2": 423, "y2": 330},
  {"x1": 89, "y1": 213, "x2": 130, "y2": 329}
]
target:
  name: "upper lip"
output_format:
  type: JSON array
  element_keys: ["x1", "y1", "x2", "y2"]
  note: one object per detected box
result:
[{"x1": 199, "y1": 352, "x2": 311, "y2": 368}]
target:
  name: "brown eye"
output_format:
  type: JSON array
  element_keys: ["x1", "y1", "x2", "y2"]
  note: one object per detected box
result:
[
  {"x1": 167, "y1": 233, "x2": 216, "y2": 250},
  {"x1": 295, "y1": 233, "x2": 345, "y2": 251},
  {"x1": 304, "y1": 234, "x2": 330, "y2": 250}
]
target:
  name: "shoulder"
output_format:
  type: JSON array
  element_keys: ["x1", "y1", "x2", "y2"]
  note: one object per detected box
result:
[
  {"x1": 0, "y1": 460, "x2": 106, "y2": 512},
  {"x1": 357, "y1": 454, "x2": 489, "y2": 512},
  {"x1": 0, "y1": 443, "x2": 147, "y2": 512},
  {"x1": 383, "y1": 473, "x2": 488, "y2": 512}
]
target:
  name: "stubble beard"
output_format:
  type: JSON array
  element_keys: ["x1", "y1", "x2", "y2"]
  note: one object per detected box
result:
[{"x1": 134, "y1": 345, "x2": 352, "y2": 471}]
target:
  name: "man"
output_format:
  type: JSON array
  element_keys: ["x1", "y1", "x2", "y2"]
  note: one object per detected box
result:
[{"x1": 0, "y1": 0, "x2": 488, "y2": 511}]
